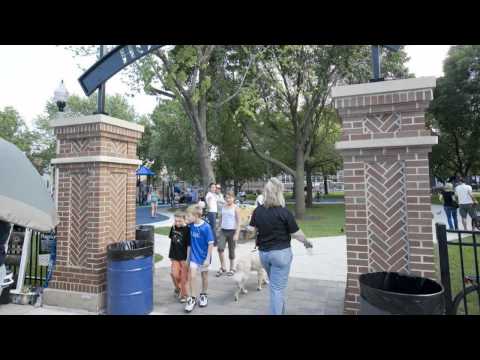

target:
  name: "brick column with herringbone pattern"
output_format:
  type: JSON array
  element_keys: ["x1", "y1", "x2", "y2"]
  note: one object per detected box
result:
[
  {"x1": 331, "y1": 77, "x2": 438, "y2": 315},
  {"x1": 43, "y1": 115, "x2": 143, "y2": 313}
]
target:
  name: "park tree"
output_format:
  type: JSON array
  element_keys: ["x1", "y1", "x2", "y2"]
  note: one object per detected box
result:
[
  {"x1": 428, "y1": 45, "x2": 480, "y2": 179},
  {"x1": 0, "y1": 106, "x2": 40, "y2": 171},
  {"x1": 305, "y1": 108, "x2": 343, "y2": 207},
  {"x1": 236, "y1": 45, "x2": 410, "y2": 219},
  {"x1": 148, "y1": 99, "x2": 201, "y2": 183},
  {"x1": 0, "y1": 106, "x2": 36, "y2": 153},
  {"x1": 125, "y1": 45, "x2": 268, "y2": 189},
  {"x1": 209, "y1": 99, "x2": 268, "y2": 193}
]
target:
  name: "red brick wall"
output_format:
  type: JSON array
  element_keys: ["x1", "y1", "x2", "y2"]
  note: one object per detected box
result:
[
  {"x1": 334, "y1": 87, "x2": 436, "y2": 315},
  {"x1": 50, "y1": 121, "x2": 141, "y2": 294}
]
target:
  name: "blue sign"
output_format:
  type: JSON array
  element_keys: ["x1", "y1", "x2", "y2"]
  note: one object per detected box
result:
[
  {"x1": 371, "y1": 45, "x2": 401, "y2": 82},
  {"x1": 79, "y1": 45, "x2": 164, "y2": 96}
]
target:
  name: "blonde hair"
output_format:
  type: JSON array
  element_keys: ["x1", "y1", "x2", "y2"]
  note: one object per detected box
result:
[
  {"x1": 186, "y1": 204, "x2": 203, "y2": 217},
  {"x1": 263, "y1": 177, "x2": 285, "y2": 208},
  {"x1": 225, "y1": 190, "x2": 235, "y2": 198}
]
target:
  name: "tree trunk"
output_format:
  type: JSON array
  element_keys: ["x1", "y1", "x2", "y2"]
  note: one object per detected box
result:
[
  {"x1": 306, "y1": 166, "x2": 313, "y2": 208},
  {"x1": 295, "y1": 149, "x2": 306, "y2": 220},
  {"x1": 195, "y1": 137, "x2": 215, "y2": 190},
  {"x1": 192, "y1": 99, "x2": 215, "y2": 190},
  {"x1": 323, "y1": 174, "x2": 329, "y2": 195},
  {"x1": 292, "y1": 179, "x2": 296, "y2": 200}
]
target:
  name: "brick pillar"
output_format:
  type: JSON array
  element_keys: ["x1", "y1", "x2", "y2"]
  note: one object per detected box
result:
[
  {"x1": 43, "y1": 114, "x2": 143, "y2": 313},
  {"x1": 331, "y1": 77, "x2": 438, "y2": 315}
]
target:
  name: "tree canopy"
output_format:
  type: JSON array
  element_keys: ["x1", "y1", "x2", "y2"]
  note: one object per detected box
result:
[{"x1": 428, "y1": 45, "x2": 480, "y2": 178}]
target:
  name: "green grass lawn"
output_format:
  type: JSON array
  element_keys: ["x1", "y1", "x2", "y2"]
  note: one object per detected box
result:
[
  {"x1": 287, "y1": 204, "x2": 345, "y2": 238},
  {"x1": 156, "y1": 204, "x2": 345, "y2": 238},
  {"x1": 440, "y1": 236, "x2": 480, "y2": 315},
  {"x1": 321, "y1": 191, "x2": 344, "y2": 199}
]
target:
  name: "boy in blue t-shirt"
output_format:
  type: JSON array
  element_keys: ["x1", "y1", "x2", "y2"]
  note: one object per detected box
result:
[{"x1": 184, "y1": 205, "x2": 214, "y2": 313}]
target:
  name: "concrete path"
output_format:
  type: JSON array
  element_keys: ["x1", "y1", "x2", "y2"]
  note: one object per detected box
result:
[
  {"x1": 152, "y1": 233, "x2": 346, "y2": 315},
  {"x1": 431, "y1": 204, "x2": 478, "y2": 242},
  {"x1": 0, "y1": 303, "x2": 90, "y2": 315}
]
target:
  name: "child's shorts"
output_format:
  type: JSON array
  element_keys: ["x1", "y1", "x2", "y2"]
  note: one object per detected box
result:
[{"x1": 189, "y1": 261, "x2": 209, "y2": 272}]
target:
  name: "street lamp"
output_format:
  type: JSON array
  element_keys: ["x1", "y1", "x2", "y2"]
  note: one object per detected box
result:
[{"x1": 53, "y1": 80, "x2": 69, "y2": 112}]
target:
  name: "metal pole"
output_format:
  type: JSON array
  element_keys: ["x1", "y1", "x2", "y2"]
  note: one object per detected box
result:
[
  {"x1": 371, "y1": 45, "x2": 381, "y2": 82},
  {"x1": 436, "y1": 223, "x2": 453, "y2": 314},
  {"x1": 97, "y1": 45, "x2": 106, "y2": 114}
]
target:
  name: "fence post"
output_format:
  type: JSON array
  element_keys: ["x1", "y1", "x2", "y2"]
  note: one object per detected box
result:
[{"x1": 436, "y1": 223, "x2": 453, "y2": 314}]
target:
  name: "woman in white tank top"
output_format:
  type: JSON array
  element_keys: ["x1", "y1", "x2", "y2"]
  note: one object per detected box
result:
[{"x1": 216, "y1": 191, "x2": 241, "y2": 277}]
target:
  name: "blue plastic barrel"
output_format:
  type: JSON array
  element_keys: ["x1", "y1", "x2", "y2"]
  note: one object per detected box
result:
[{"x1": 107, "y1": 240, "x2": 154, "y2": 315}]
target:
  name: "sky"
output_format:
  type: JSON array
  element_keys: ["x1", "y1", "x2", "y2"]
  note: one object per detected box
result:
[{"x1": 0, "y1": 45, "x2": 451, "y2": 128}]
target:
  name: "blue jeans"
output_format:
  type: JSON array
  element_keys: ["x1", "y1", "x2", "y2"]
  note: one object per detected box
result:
[
  {"x1": 207, "y1": 212, "x2": 217, "y2": 246},
  {"x1": 444, "y1": 206, "x2": 458, "y2": 230},
  {"x1": 259, "y1": 247, "x2": 293, "y2": 315}
]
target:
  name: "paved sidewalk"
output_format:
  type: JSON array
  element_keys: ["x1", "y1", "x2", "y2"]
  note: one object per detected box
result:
[
  {"x1": 153, "y1": 233, "x2": 346, "y2": 315},
  {"x1": 154, "y1": 234, "x2": 347, "y2": 283},
  {"x1": 0, "y1": 304, "x2": 90, "y2": 315},
  {"x1": 153, "y1": 268, "x2": 345, "y2": 315},
  {"x1": 431, "y1": 204, "x2": 475, "y2": 242}
]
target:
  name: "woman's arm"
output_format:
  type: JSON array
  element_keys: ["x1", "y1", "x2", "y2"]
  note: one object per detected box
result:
[
  {"x1": 291, "y1": 229, "x2": 313, "y2": 248},
  {"x1": 234, "y1": 207, "x2": 241, "y2": 241}
]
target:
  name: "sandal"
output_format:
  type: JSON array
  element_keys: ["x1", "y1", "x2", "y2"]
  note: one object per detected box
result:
[
  {"x1": 227, "y1": 270, "x2": 235, "y2": 276},
  {"x1": 216, "y1": 268, "x2": 226, "y2": 277}
]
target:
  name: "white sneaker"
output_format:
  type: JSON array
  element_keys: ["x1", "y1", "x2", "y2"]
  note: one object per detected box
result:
[
  {"x1": 185, "y1": 297, "x2": 196, "y2": 313},
  {"x1": 198, "y1": 293, "x2": 208, "y2": 307}
]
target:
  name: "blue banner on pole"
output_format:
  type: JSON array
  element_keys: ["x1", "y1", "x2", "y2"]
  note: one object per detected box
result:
[{"x1": 79, "y1": 45, "x2": 164, "y2": 96}]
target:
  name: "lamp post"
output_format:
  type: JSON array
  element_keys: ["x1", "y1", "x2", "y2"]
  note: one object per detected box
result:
[
  {"x1": 53, "y1": 80, "x2": 69, "y2": 112},
  {"x1": 95, "y1": 45, "x2": 108, "y2": 115}
]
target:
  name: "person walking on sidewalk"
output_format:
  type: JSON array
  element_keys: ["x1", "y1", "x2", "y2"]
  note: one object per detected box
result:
[
  {"x1": 168, "y1": 212, "x2": 190, "y2": 303},
  {"x1": 216, "y1": 191, "x2": 240, "y2": 277},
  {"x1": 249, "y1": 178, "x2": 313, "y2": 315},
  {"x1": 184, "y1": 205, "x2": 214, "y2": 313},
  {"x1": 205, "y1": 183, "x2": 218, "y2": 246},
  {"x1": 439, "y1": 183, "x2": 458, "y2": 230},
  {"x1": 216, "y1": 184, "x2": 225, "y2": 213},
  {"x1": 455, "y1": 177, "x2": 477, "y2": 230},
  {"x1": 150, "y1": 188, "x2": 159, "y2": 218}
]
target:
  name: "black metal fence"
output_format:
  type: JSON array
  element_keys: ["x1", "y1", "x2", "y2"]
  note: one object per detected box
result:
[
  {"x1": 436, "y1": 223, "x2": 480, "y2": 315},
  {"x1": 6, "y1": 227, "x2": 48, "y2": 289}
]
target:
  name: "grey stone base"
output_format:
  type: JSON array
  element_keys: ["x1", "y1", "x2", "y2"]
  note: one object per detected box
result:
[{"x1": 43, "y1": 288, "x2": 106, "y2": 314}]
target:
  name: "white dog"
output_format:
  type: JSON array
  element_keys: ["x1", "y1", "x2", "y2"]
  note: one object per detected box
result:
[{"x1": 233, "y1": 250, "x2": 269, "y2": 301}]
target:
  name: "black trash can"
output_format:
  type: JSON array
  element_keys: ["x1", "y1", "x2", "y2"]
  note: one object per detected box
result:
[
  {"x1": 107, "y1": 240, "x2": 154, "y2": 315},
  {"x1": 359, "y1": 272, "x2": 445, "y2": 315},
  {"x1": 136, "y1": 225, "x2": 155, "y2": 243}
]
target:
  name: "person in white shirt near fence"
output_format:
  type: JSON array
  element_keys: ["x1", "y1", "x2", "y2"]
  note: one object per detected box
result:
[{"x1": 455, "y1": 177, "x2": 478, "y2": 230}]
